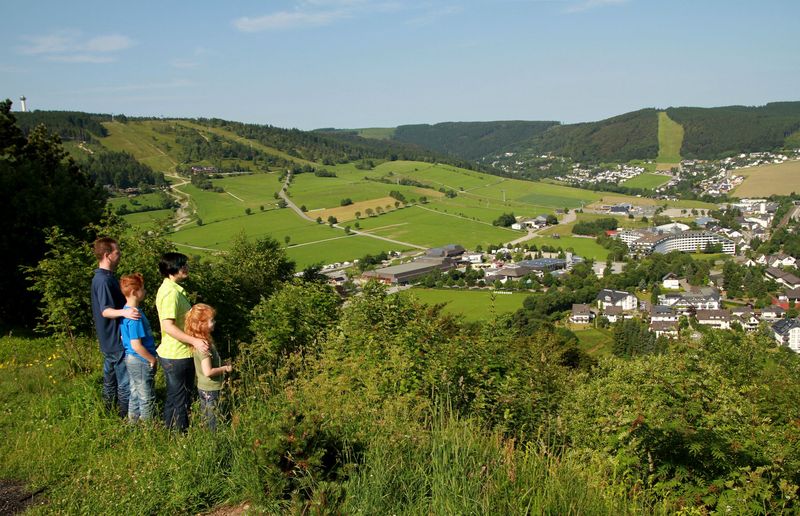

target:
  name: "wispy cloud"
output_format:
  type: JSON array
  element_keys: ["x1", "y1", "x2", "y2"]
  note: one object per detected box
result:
[
  {"x1": 234, "y1": 10, "x2": 348, "y2": 32},
  {"x1": 17, "y1": 30, "x2": 134, "y2": 63},
  {"x1": 233, "y1": 1, "x2": 443, "y2": 33},
  {"x1": 565, "y1": 0, "x2": 629, "y2": 14}
]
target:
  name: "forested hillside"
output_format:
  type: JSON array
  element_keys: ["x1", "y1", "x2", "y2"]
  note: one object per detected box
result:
[
  {"x1": 523, "y1": 108, "x2": 660, "y2": 162},
  {"x1": 196, "y1": 118, "x2": 469, "y2": 169},
  {"x1": 389, "y1": 120, "x2": 559, "y2": 160},
  {"x1": 667, "y1": 102, "x2": 800, "y2": 158},
  {"x1": 14, "y1": 111, "x2": 109, "y2": 143}
]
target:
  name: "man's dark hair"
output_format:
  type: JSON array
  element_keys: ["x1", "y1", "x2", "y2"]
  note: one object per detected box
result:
[{"x1": 159, "y1": 252, "x2": 188, "y2": 278}]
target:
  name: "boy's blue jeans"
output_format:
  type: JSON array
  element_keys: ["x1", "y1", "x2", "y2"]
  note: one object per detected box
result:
[
  {"x1": 102, "y1": 349, "x2": 129, "y2": 418},
  {"x1": 125, "y1": 355, "x2": 156, "y2": 422},
  {"x1": 159, "y1": 356, "x2": 194, "y2": 432}
]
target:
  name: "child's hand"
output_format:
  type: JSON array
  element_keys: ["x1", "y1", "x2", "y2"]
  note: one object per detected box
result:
[{"x1": 224, "y1": 364, "x2": 233, "y2": 374}]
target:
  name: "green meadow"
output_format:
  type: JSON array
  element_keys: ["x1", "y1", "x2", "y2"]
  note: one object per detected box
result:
[
  {"x1": 355, "y1": 205, "x2": 520, "y2": 248},
  {"x1": 529, "y1": 235, "x2": 609, "y2": 261},
  {"x1": 656, "y1": 111, "x2": 683, "y2": 165},
  {"x1": 405, "y1": 288, "x2": 529, "y2": 321},
  {"x1": 621, "y1": 172, "x2": 671, "y2": 190},
  {"x1": 573, "y1": 327, "x2": 613, "y2": 357}
]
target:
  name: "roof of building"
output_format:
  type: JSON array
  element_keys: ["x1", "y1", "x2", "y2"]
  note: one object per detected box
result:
[
  {"x1": 696, "y1": 309, "x2": 731, "y2": 320},
  {"x1": 651, "y1": 304, "x2": 675, "y2": 315},
  {"x1": 596, "y1": 289, "x2": 634, "y2": 304},
  {"x1": 650, "y1": 321, "x2": 679, "y2": 331},
  {"x1": 766, "y1": 267, "x2": 800, "y2": 286},
  {"x1": 604, "y1": 306, "x2": 624, "y2": 315},
  {"x1": 572, "y1": 304, "x2": 593, "y2": 315},
  {"x1": 773, "y1": 318, "x2": 800, "y2": 336},
  {"x1": 426, "y1": 244, "x2": 465, "y2": 258}
]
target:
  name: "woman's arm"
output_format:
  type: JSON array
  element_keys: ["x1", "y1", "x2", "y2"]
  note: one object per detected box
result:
[
  {"x1": 161, "y1": 318, "x2": 209, "y2": 354},
  {"x1": 130, "y1": 338, "x2": 157, "y2": 367},
  {"x1": 200, "y1": 356, "x2": 232, "y2": 378}
]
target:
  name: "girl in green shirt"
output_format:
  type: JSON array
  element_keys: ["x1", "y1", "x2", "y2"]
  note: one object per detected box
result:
[{"x1": 185, "y1": 303, "x2": 232, "y2": 430}]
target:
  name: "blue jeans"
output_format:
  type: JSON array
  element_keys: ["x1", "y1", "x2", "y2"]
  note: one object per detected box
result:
[
  {"x1": 102, "y1": 349, "x2": 129, "y2": 418},
  {"x1": 198, "y1": 389, "x2": 221, "y2": 431},
  {"x1": 126, "y1": 355, "x2": 156, "y2": 422},
  {"x1": 159, "y1": 357, "x2": 194, "y2": 432}
]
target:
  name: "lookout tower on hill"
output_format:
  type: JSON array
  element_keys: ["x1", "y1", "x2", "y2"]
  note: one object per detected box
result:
[{"x1": 19, "y1": 96, "x2": 27, "y2": 112}]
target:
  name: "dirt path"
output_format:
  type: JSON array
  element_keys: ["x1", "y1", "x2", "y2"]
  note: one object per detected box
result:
[{"x1": 0, "y1": 480, "x2": 44, "y2": 514}]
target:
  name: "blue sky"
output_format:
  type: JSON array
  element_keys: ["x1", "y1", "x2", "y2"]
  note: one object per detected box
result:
[{"x1": 2, "y1": 0, "x2": 798, "y2": 130}]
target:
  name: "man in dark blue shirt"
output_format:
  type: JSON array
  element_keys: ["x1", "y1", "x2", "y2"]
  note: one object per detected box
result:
[{"x1": 90, "y1": 237, "x2": 139, "y2": 417}]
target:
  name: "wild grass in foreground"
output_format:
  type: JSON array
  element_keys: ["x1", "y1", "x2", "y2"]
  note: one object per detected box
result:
[{"x1": 0, "y1": 335, "x2": 652, "y2": 514}]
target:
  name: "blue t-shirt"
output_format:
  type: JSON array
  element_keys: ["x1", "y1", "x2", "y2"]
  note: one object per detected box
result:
[
  {"x1": 120, "y1": 307, "x2": 157, "y2": 363},
  {"x1": 91, "y1": 268, "x2": 126, "y2": 354}
]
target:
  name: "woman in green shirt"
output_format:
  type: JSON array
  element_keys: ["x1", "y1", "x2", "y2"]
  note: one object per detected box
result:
[{"x1": 155, "y1": 252, "x2": 208, "y2": 432}]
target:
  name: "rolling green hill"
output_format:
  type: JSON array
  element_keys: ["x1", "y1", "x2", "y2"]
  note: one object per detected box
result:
[{"x1": 389, "y1": 121, "x2": 559, "y2": 160}]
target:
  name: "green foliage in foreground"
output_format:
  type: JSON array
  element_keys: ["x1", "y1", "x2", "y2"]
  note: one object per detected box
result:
[{"x1": 9, "y1": 230, "x2": 800, "y2": 513}]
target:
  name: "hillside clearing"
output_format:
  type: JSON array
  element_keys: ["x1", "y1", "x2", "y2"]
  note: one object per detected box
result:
[{"x1": 732, "y1": 160, "x2": 800, "y2": 196}]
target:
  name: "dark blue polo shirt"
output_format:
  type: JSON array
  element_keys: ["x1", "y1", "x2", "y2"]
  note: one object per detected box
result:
[{"x1": 91, "y1": 268, "x2": 126, "y2": 354}]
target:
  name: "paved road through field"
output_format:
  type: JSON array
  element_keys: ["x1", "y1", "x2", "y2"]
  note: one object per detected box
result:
[{"x1": 278, "y1": 174, "x2": 427, "y2": 250}]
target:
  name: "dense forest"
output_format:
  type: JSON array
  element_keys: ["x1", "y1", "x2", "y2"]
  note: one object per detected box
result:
[
  {"x1": 81, "y1": 151, "x2": 166, "y2": 189},
  {"x1": 390, "y1": 120, "x2": 559, "y2": 161},
  {"x1": 523, "y1": 108, "x2": 660, "y2": 162},
  {"x1": 14, "y1": 110, "x2": 109, "y2": 143},
  {"x1": 667, "y1": 102, "x2": 800, "y2": 159}
]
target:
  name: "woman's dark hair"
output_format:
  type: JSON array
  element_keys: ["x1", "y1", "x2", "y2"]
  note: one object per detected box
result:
[{"x1": 159, "y1": 252, "x2": 189, "y2": 278}]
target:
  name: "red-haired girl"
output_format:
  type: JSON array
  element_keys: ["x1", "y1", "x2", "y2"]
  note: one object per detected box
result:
[{"x1": 185, "y1": 303, "x2": 232, "y2": 430}]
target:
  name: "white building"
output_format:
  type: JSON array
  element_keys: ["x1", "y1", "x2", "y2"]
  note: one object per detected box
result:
[{"x1": 773, "y1": 319, "x2": 800, "y2": 353}]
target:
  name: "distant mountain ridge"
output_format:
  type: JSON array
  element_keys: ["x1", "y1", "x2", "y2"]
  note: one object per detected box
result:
[
  {"x1": 12, "y1": 100, "x2": 800, "y2": 167},
  {"x1": 333, "y1": 101, "x2": 800, "y2": 163}
]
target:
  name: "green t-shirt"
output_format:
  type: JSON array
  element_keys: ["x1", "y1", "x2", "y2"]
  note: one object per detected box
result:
[
  {"x1": 194, "y1": 346, "x2": 224, "y2": 392},
  {"x1": 155, "y1": 278, "x2": 193, "y2": 359}
]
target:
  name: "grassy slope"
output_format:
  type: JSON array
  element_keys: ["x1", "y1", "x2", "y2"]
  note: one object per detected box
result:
[
  {"x1": 405, "y1": 288, "x2": 528, "y2": 321},
  {"x1": 732, "y1": 160, "x2": 800, "y2": 197},
  {"x1": 0, "y1": 335, "x2": 647, "y2": 514},
  {"x1": 100, "y1": 121, "x2": 181, "y2": 172},
  {"x1": 621, "y1": 172, "x2": 671, "y2": 190},
  {"x1": 656, "y1": 111, "x2": 684, "y2": 166}
]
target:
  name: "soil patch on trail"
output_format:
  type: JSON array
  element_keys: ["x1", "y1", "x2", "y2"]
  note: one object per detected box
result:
[{"x1": 0, "y1": 480, "x2": 45, "y2": 514}]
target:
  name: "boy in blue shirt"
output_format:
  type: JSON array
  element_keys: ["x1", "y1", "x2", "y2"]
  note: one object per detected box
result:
[{"x1": 120, "y1": 273, "x2": 158, "y2": 422}]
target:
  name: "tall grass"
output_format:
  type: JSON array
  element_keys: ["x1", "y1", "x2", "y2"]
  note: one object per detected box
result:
[
  {"x1": 341, "y1": 408, "x2": 651, "y2": 515},
  {"x1": 0, "y1": 335, "x2": 659, "y2": 513}
]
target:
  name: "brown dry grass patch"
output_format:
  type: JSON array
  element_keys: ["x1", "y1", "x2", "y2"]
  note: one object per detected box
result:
[{"x1": 732, "y1": 160, "x2": 800, "y2": 197}]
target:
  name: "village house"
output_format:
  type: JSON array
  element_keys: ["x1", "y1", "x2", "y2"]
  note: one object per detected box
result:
[
  {"x1": 650, "y1": 305, "x2": 679, "y2": 322},
  {"x1": 662, "y1": 273, "x2": 681, "y2": 290},
  {"x1": 765, "y1": 267, "x2": 800, "y2": 289},
  {"x1": 695, "y1": 309, "x2": 732, "y2": 330},
  {"x1": 650, "y1": 320, "x2": 679, "y2": 339},
  {"x1": 748, "y1": 253, "x2": 797, "y2": 268},
  {"x1": 570, "y1": 304, "x2": 594, "y2": 324},
  {"x1": 659, "y1": 286, "x2": 721, "y2": 313},
  {"x1": 772, "y1": 319, "x2": 800, "y2": 353},
  {"x1": 602, "y1": 306, "x2": 627, "y2": 323},
  {"x1": 596, "y1": 289, "x2": 638, "y2": 311},
  {"x1": 760, "y1": 306, "x2": 786, "y2": 320},
  {"x1": 730, "y1": 307, "x2": 760, "y2": 331}
]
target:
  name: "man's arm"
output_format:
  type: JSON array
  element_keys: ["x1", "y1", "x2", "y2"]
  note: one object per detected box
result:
[{"x1": 102, "y1": 307, "x2": 141, "y2": 320}]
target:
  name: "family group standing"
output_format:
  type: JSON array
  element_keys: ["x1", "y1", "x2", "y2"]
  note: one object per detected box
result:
[{"x1": 89, "y1": 238, "x2": 232, "y2": 431}]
